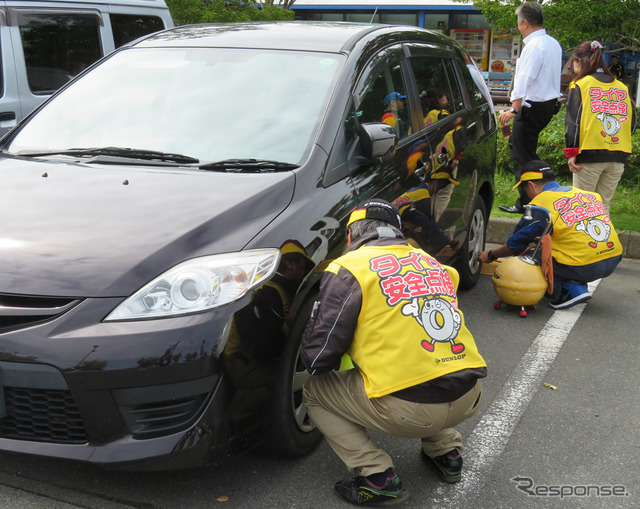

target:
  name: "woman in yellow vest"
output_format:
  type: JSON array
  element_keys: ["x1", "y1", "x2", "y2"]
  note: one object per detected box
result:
[
  {"x1": 301, "y1": 199, "x2": 486, "y2": 506},
  {"x1": 421, "y1": 88, "x2": 451, "y2": 126},
  {"x1": 564, "y1": 40, "x2": 637, "y2": 214}
]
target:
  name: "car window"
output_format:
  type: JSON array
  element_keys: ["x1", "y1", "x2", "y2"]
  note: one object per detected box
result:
[
  {"x1": 16, "y1": 11, "x2": 103, "y2": 94},
  {"x1": 110, "y1": 14, "x2": 165, "y2": 48},
  {"x1": 457, "y1": 55, "x2": 489, "y2": 108},
  {"x1": 0, "y1": 37, "x2": 3, "y2": 98},
  {"x1": 5, "y1": 47, "x2": 345, "y2": 165},
  {"x1": 357, "y1": 60, "x2": 412, "y2": 140},
  {"x1": 443, "y1": 58, "x2": 464, "y2": 111},
  {"x1": 410, "y1": 56, "x2": 462, "y2": 127}
]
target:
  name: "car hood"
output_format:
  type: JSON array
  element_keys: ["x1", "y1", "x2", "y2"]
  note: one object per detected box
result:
[{"x1": 0, "y1": 157, "x2": 295, "y2": 297}]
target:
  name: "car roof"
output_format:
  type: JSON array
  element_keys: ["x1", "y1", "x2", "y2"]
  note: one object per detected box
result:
[{"x1": 133, "y1": 21, "x2": 450, "y2": 54}]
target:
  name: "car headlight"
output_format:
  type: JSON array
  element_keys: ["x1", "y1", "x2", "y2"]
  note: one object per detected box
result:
[{"x1": 105, "y1": 249, "x2": 280, "y2": 321}]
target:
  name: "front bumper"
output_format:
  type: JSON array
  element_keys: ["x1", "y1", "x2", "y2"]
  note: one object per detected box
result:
[{"x1": 0, "y1": 295, "x2": 244, "y2": 470}]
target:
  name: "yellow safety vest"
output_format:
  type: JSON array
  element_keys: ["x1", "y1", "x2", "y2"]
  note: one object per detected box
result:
[
  {"x1": 424, "y1": 109, "x2": 449, "y2": 126},
  {"x1": 571, "y1": 75, "x2": 632, "y2": 154},
  {"x1": 382, "y1": 111, "x2": 398, "y2": 128},
  {"x1": 531, "y1": 187, "x2": 622, "y2": 266},
  {"x1": 393, "y1": 185, "x2": 431, "y2": 215},
  {"x1": 327, "y1": 243, "x2": 486, "y2": 398}
]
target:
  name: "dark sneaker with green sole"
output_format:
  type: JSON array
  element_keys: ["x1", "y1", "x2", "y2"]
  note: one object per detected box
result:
[
  {"x1": 424, "y1": 448, "x2": 463, "y2": 483},
  {"x1": 334, "y1": 471, "x2": 409, "y2": 506}
]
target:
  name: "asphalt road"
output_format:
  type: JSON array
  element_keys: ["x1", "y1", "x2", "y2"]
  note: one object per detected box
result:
[{"x1": 0, "y1": 259, "x2": 638, "y2": 509}]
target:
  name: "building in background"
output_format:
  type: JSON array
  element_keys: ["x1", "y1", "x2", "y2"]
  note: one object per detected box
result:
[
  {"x1": 292, "y1": 0, "x2": 519, "y2": 102},
  {"x1": 292, "y1": 0, "x2": 489, "y2": 35}
]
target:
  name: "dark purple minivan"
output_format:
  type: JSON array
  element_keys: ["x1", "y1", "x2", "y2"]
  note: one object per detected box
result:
[{"x1": 0, "y1": 21, "x2": 496, "y2": 470}]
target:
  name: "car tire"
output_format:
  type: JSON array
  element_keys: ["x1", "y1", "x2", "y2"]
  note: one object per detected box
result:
[
  {"x1": 456, "y1": 195, "x2": 486, "y2": 289},
  {"x1": 263, "y1": 291, "x2": 322, "y2": 456}
]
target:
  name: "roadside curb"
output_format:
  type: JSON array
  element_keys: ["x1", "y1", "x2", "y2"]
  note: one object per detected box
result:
[{"x1": 487, "y1": 216, "x2": 640, "y2": 260}]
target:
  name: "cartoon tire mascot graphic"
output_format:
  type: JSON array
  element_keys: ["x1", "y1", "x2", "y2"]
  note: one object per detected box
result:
[
  {"x1": 597, "y1": 112, "x2": 622, "y2": 142},
  {"x1": 576, "y1": 218, "x2": 615, "y2": 248},
  {"x1": 402, "y1": 297, "x2": 464, "y2": 354}
]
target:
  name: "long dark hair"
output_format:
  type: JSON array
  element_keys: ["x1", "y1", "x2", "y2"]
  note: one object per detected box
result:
[
  {"x1": 421, "y1": 88, "x2": 448, "y2": 111},
  {"x1": 569, "y1": 41, "x2": 614, "y2": 82}
]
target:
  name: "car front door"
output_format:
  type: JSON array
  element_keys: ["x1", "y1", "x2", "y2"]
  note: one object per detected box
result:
[{"x1": 347, "y1": 44, "x2": 423, "y2": 206}]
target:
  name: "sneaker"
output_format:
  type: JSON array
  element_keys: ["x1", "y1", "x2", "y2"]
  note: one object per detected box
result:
[
  {"x1": 425, "y1": 448, "x2": 463, "y2": 483},
  {"x1": 549, "y1": 281, "x2": 591, "y2": 310},
  {"x1": 334, "y1": 471, "x2": 408, "y2": 506}
]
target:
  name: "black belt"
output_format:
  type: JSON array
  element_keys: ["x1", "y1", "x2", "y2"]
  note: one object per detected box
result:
[{"x1": 528, "y1": 98, "x2": 558, "y2": 106}]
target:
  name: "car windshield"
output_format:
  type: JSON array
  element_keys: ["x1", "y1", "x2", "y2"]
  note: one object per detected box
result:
[{"x1": 5, "y1": 47, "x2": 344, "y2": 165}]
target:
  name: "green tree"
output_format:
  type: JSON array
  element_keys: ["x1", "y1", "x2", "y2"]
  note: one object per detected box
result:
[
  {"x1": 453, "y1": 0, "x2": 640, "y2": 52},
  {"x1": 166, "y1": 0, "x2": 294, "y2": 26}
]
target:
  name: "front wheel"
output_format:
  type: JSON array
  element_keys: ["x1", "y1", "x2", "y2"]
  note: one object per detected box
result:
[
  {"x1": 262, "y1": 291, "x2": 322, "y2": 456},
  {"x1": 456, "y1": 195, "x2": 486, "y2": 289}
]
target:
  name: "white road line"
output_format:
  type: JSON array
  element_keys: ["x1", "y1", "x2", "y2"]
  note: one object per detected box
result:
[{"x1": 433, "y1": 280, "x2": 601, "y2": 505}]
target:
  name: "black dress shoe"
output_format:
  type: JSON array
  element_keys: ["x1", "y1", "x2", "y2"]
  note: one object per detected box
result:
[{"x1": 498, "y1": 204, "x2": 524, "y2": 214}]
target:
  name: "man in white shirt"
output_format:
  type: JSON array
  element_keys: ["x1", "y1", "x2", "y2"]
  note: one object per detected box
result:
[{"x1": 498, "y1": 1, "x2": 562, "y2": 214}]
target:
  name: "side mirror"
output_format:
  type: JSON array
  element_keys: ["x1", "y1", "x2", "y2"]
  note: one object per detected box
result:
[{"x1": 358, "y1": 122, "x2": 398, "y2": 159}]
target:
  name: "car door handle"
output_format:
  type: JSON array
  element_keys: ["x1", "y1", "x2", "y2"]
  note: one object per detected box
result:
[{"x1": 0, "y1": 112, "x2": 16, "y2": 121}]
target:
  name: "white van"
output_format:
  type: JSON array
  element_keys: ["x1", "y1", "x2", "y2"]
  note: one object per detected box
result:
[{"x1": 0, "y1": 0, "x2": 173, "y2": 135}]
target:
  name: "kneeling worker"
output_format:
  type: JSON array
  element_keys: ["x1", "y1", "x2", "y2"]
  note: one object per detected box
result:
[
  {"x1": 301, "y1": 199, "x2": 487, "y2": 506},
  {"x1": 393, "y1": 164, "x2": 462, "y2": 255},
  {"x1": 479, "y1": 160, "x2": 622, "y2": 309}
]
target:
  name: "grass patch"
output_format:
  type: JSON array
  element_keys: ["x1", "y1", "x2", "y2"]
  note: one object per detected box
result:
[
  {"x1": 492, "y1": 171, "x2": 640, "y2": 232},
  {"x1": 491, "y1": 106, "x2": 640, "y2": 232}
]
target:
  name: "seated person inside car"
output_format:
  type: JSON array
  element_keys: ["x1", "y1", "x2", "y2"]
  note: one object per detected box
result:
[
  {"x1": 422, "y1": 88, "x2": 452, "y2": 126},
  {"x1": 381, "y1": 91, "x2": 409, "y2": 136}
]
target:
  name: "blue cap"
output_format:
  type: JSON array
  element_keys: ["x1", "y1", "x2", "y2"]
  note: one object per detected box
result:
[{"x1": 384, "y1": 91, "x2": 407, "y2": 106}]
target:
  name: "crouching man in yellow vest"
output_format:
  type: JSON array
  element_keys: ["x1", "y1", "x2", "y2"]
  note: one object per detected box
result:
[
  {"x1": 479, "y1": 160, "x2": 622, "y2": 310},
  {"x1": 301, "y1": 199, "x2": 487, "y2": 506}
]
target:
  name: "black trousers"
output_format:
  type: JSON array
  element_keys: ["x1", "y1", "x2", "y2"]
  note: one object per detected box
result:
[{"x1": 509, "y1": 99, "x2": 558, "y2": 207}]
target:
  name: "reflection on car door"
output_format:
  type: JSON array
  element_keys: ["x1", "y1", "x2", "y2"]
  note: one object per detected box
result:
[
  {"x1": 408, "y1": 49, "x2": 477, "y2": 252},
  {"x1": 348, "y1": 45, "x2": 419, "y2": 206}
]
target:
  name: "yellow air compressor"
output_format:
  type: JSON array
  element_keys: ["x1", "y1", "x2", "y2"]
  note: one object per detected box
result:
[{"x1": 492, "y1": 255, "x2": 547, "y2": 317}]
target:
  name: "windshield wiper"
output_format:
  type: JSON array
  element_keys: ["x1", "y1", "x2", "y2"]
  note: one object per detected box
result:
[
  {"x1": 16, "y1": 147, "x2": 200, "y2": 165},
  {"x1": 199, "y1": 158, "x2": 299, "y2": 172}
]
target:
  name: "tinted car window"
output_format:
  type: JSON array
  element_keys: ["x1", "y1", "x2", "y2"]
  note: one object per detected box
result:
[
  {"x1": 17, "y1": 11, "x2": 103, "y2": 93},
  {"x1": 411, "y1": 56, "x2": 463, "y2": 127},
  {"x1": 6, "y1": 47, "x2": 344, "y2": 164},
  {"x1": 443, "y1": 58, "x2": 464, "y2": 111},
  {"x1": 110, "y1": 14, "x2": 165, "y2": 48},
  {"x1": 458, "y1": 57, "x2": 488, "y2": 108},
  {"x1": 0, "y1": 38, "x2": 3, "y2": 98},
  {"x1": 357, "y1": 60, "x2": 412, "y2": 140}
]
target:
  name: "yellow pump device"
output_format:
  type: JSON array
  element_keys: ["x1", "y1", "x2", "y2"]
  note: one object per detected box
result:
[
  {"x1": 492, "y1": 255, "x2": 547, "y2": 317},
  {"x1": 491, "y1": 204, "x2": 552, "y2": 317}
]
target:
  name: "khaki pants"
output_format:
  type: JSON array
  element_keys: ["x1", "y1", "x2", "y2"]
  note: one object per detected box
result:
[
  {"x1": 572, "y1": 161, "x2": 624, "y2": 214},
  {"x1": 303, "y1": 369, "x2": 482, "y2": 477}
]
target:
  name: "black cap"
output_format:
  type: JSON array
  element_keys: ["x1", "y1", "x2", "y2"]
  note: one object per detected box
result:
[
  {"x1": 513, "y1": 160, "x2": 555, "y2": 189},
  {"x1": 347, "y1": 199, "x2": 401, "y2": 229}
]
